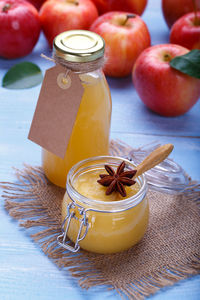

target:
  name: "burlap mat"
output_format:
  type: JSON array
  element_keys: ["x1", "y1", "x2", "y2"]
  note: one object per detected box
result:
[{"x1": 1, "y1": 141, "x2": 200, "y2": 299}]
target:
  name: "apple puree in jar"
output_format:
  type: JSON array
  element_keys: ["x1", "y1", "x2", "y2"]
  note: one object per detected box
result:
[{"x1": 61, "y1": 157, "x2": 149, "y2": 254}]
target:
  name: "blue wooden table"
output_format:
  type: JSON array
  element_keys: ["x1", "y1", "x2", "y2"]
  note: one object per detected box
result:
[{"x1": 0, "y1": 1, "x2": 200, "y2": 299}]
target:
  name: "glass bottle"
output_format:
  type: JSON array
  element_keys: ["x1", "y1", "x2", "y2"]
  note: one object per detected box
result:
[{"x1": 42, "y1": 30, "x2": 112, "y2": 188}]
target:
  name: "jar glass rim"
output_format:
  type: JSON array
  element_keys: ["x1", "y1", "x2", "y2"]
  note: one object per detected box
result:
[{"x1": 66, "y1": 156, "x2": 147, "y2": 212}]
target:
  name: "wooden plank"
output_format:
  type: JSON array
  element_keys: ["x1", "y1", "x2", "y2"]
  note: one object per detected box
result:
[{"x1": 108, "y1": 75, "x2": 200, "y2": 138}]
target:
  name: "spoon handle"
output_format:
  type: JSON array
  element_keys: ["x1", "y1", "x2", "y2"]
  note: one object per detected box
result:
[{"x1": 135, "y1": 144, "x2": 174, "y2": 177}]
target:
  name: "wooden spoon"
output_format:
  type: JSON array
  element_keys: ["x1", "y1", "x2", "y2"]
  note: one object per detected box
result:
[{"x1": 134, "y1": 144, "x2": 174, "y2": 178}]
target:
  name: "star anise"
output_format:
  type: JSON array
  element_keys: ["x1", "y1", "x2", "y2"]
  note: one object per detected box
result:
[{"x1": 97, "y1": 161, "x2": 137, "y2": 197}]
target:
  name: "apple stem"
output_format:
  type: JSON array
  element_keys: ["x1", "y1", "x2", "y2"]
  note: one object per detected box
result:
[
  {"x1": 2, "y1": 3, "x2": 11, "y2": 13},
  {"x1": 192, "y1": 0, "x2": 199, "y2": 25},
  {"x1": 66, "y1": 0, "x2": 79, "y2": 5},
  {"x1": 122, "y1": 14, "x2": 136, "y2": 26},
  {"x1": 163, "y1": 54, "x2": 171, "y2": 62}
]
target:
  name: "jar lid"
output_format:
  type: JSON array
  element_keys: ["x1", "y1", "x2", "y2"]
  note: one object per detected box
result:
[
  {"x1": 53, "y1": 30, "x2": 105, "y2": 63},
  {"x1": 128, "y1": 143, "x2": 189, "y2": 195}
]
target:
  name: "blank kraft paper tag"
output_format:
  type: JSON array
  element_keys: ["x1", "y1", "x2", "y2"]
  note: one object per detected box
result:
[{"x1": 28, "y1": 64, "x2": 84, "y2": 159}]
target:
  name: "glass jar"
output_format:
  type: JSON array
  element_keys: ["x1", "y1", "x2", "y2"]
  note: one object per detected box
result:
[
  {"x1": 58, "y1": 156, "x2": 149, "y2": 254},
  {"x1": 42, "y1": 30, "x2": 112, "y2": 188}
]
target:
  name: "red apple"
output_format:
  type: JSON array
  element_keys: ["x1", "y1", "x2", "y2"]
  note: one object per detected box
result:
[
  {"x1": 170, "y1": 12, "x2": 200, "y2": 49},
  {"x1": 39, "y1": 0, "x2": 98, "y2": 47},
  {"x1": 162, "y1": 0, "x2": 200, "y2": 28},
  {"x1": 90, "y1": 12, "x2": 151, "y2": 77},
  {"x1": 27, "y1": 0, "x2": 46, "y2": 10},
  {"x1": 132, "y1": 44, "x2": 200, "y2": 116},
  {"x1": 91, "y1": 0, "x2": 147, "y2": 16},
  {"x1": 0, "y1": 0, "x2": 41, "y2": 59}
]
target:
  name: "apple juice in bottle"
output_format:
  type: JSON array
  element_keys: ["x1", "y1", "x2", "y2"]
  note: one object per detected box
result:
[{"x1": 42, "y1": 30, "x2": 112, "y2": 188}]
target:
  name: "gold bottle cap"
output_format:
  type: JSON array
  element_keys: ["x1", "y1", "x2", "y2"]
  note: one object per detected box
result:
[{"x1": 53, "y1": 30, "x2": 105, "y2": 63}]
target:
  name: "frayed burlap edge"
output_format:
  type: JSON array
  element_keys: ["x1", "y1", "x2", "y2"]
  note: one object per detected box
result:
[{"x1": 1, "y1": 140, "x2": 200, "y2": 299}]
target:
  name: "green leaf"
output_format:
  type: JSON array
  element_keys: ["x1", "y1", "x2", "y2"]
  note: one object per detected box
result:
[
  {"x1": 2, "y1": 62, "x2": 43, "y2": 89},
  {"x1": 170, "y1": 49, "x2": 200, "y2": 79}
]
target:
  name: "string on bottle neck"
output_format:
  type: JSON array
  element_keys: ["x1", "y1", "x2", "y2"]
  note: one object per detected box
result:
[{"x1": 41, "y1": 53, "x2": 105, "y2": 74}]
